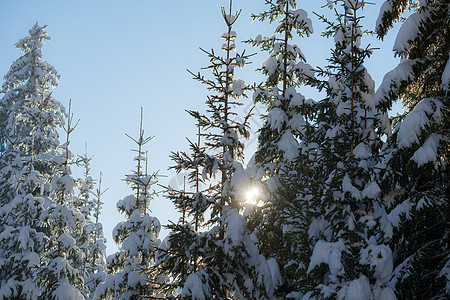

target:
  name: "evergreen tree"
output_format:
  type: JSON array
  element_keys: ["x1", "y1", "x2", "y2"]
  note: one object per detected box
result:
[
  {"x1": 0, "y1": 22, "x2": 62, "y2": 161},
  {"x1": 305, "y1": 1, "x2": 395, "y2": 298},
  {"x1": 74, "y1": 149, "x2": 107, "y2": 299},
  {"x1": 246, "y1": 0, "x2": 318, "y2": 296},
  {"x1": 37, "y1": 105, "x2": 86, "y2": 299},
  {"x1": 94, "y1": 109, "x2": 160, "y2": 300},
  {"x1": 150, "y1": 119, "x2": 208, "y2": 298},
  {"x1": 0, "y1": 22, "x2": 78, "y2": 299},
  {"x1": 158, "y1": 1, "x2": 274, "y2": 299},
  {"x1": 375, "y1": 0, "x2": 449, "y2": 298}
]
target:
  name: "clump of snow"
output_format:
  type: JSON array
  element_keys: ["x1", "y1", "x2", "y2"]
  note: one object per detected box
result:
[
  {"x1": 373, "y1": 286, "x2": 396, "y2": 300},
  {"x1": 353, "y1": 143, "x2": 372, "y2": 159},
  {"x1": 375, "y1": 1, "x2": 393, "y2": 32},
  {"x1": 278, "y1": 130, "x2": 298, "y2": 161},
  {"x1": 344, "y1": 276, "x2": 373, "y2": 300},
  {"x1": 307, "y1": 239, "x2": 345, "y2": 276},
  {"x1": 361, "y1": 181, "x2": 381, "y2": 200},
  {"x1": 342, "y1": 174, "x2": 361, "y2": 200},
  {"x1": 263, "y1": 56, "x2": 278, "y2": 75},
  {"x1": 288, "y1": 113, "x2": 306, "y2": 133},
  {"x1": 387, "y1": 199, "x2": 412, "y2": 228},
  {"x1": 393, "y1": 9, "x2": 429, "y2": 56},
  {"x1": 360, "y1": 243, "x2": 393, "y2": 281},
  {"x1": 395, "y1": 98, "x2": 441, "y2": 149},
  {"x1": 52, "y1": 278, "x2": 84, "y2": 300},
  {"x1": 293, "y1": 61, "x2": 315, "y2": 78},
  {"x1": 374, "y1": 59, "x2": 415, "y2": 107},
  {"x1": 292, "y1": 9, "x2": 313, "y2": 34},
  {"x1": 267, "y1": 107, "x2": 288, "y2": 132},
  {"x1": 182, "y1": 271, "x2": 210, "y2": 300},
  {"x1": 411, "y1": 133, "x2": 440, "y2": 167},
  {"x1": 223, "y1": 209, "x2": 246, "y2": 257},
  {"x1": 232, "y1": 78, "x2": 246, "y2": 96},
  {"x1": 267, "y1": 258, "x2": 282, "y2": 289},
  {"x1": 117, "y1": 194, "x2": 137, "y2": 215}
]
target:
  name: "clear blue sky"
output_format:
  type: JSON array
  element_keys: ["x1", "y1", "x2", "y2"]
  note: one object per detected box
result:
[{"x1": 0, "y1": 0, "x2": 402, "y2": 254}]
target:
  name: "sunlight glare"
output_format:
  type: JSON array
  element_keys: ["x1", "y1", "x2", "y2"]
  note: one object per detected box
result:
[{"x1": 246, "y1": 187, "x2": 260, "y2": 205}]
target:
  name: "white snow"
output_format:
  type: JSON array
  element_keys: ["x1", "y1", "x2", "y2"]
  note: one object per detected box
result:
[
  {"x1": 52, "y1": 278, "x2": 84, "y2": 300},
  {"x1": 360, "y1": 243, "x2": 393, "y2": 281},
  {"x1": 232, "y1": 78, "x2": 246, "y2": 96},
  {"x1": 342, "y1": 174, "x2": 361, "y2": 200},
  {"x1": 293, "y1": 61, "x2": 315, "y2": 78},
  {"x1": 344, "y1": 276, "x2": 373, "y2": 300},
  {"x1": 307, "y1": 239, "x2": 345, "y2": 275},
  {"x1": 292, "y1": 9, "x2": 313, "y2": 34},
  {"x1": 263, "y1": 56, "x2": 278, "y2": 75},
  {"x1": 182, "y1": 272, "x2": 209, "y2": 300},
  {"x1": 374, "y1": 59, "x2": 415, "y2": 107},
  {"x1": 394, "y1": 8, "x2": 429, "y2": 55},
  {"x1": 117, "y1": 194, "x2": 137, "y2": 214},
  {"x1": 411, "y1": 133, "x2": 440, "y2": 167},
  {"x1": 387, "y1": 200, "x2": 412, "y2": 228},
  {"x1": 375, "y1": 1, "x2": 393, "y2": 32},
  {"x1": 396, "y1": 98, "x2": 441, "y2": 149},
  {"x1": 267, "y1": 107, "x2": 288, "y2": 132},
  {"x1": 278, "y1": 130, "x2": 298, "y2": 162},
  {"x1": 288, "y1": 113, "x2": 306, "y2": 133},
  {"x1": 373, "y1": 287, "x2": 396, "y2": 300},
  {"x1": 353, "y1": 143, "x2": 372, "y2": 159},
  {"x1": 361, "y1": 181, "x2": 381, "y2": 200},
  {"x1": 267, "y1": 258, "x2": 282, "y2": 289},
  {"x1": 224, "y1": 209, "x2": 246, "y2": 257}
]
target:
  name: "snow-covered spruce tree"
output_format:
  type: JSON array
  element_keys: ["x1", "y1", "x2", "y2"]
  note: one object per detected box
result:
[
  {"x1": 72, "y1": 147, "x2": 94, "y2": 282},
  {"x1": 157, "y1": 1, "x2": 274, "y2": 299},
  {"x1": 37, "y1": 105, "x2": 86, "y2": 299},
  {"x1": 0, "y1": 23, "x2": 70, "y2": 299},
  {"x1": 150, "y1": 119, "x2": 208, "y2": 298},
  {"x1": 94, "y1": 110, "x2": 160, "y2": 300},
  {"x1": 245, "y1": 0, "x2": 318, "y2": 296},
  {"x1": 73, "y1": 148, "x2": 107, "y2": 299},
  {"x1": 83, "y1": 173, "x2": 108, "y2": 299},
  {"x1": 0, "y1": 22, "x2": 62, "y2": 162},
  {"x1": 305, "y1": 1, "x2": 395, "y2": 299},
  {"x1": 375, "y1": 0, "x2": 449, "y2": 298}
]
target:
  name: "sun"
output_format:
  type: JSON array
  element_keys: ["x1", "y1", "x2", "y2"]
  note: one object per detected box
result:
[{"x1": 245, "y1": 187, "x2": 260, "y2": 205}]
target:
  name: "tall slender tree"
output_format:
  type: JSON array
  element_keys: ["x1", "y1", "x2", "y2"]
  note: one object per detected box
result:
[
  {"x1": 73, "y1": 149, "x2": 107, "y2": 299},
  {"x1": 305, "y1": 1, "x2": 395, "y2": 299},
  {"x1": 37, "y1": 104, "x2": 86, "y2": 299},
  {"x1": 246, "y1": 0, "x2": 318, "y2": 296},
  {"x1": 151, "y1": 118, "x2": 208, "y2": 298},
  {"x1": 94, "y1": 109, "x2": 160, "y2": 300},
  {"x1": 156, "y1": 1, "x2": 274, "y2": 299}
]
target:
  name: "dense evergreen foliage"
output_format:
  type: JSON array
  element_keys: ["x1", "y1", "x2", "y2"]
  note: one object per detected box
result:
[{"x1": 375, "y1": 0, "x2": 449, "y2": 298}]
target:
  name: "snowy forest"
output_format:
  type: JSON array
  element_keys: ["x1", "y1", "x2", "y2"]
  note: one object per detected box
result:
[{"x1": 0, "y1": 0, "x2": 448, "y2": 299}]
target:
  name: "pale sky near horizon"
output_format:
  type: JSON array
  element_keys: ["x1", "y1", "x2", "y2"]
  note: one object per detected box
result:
[{"x1": 0, "y1": 0, "x2": 403, "y2": 254}]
